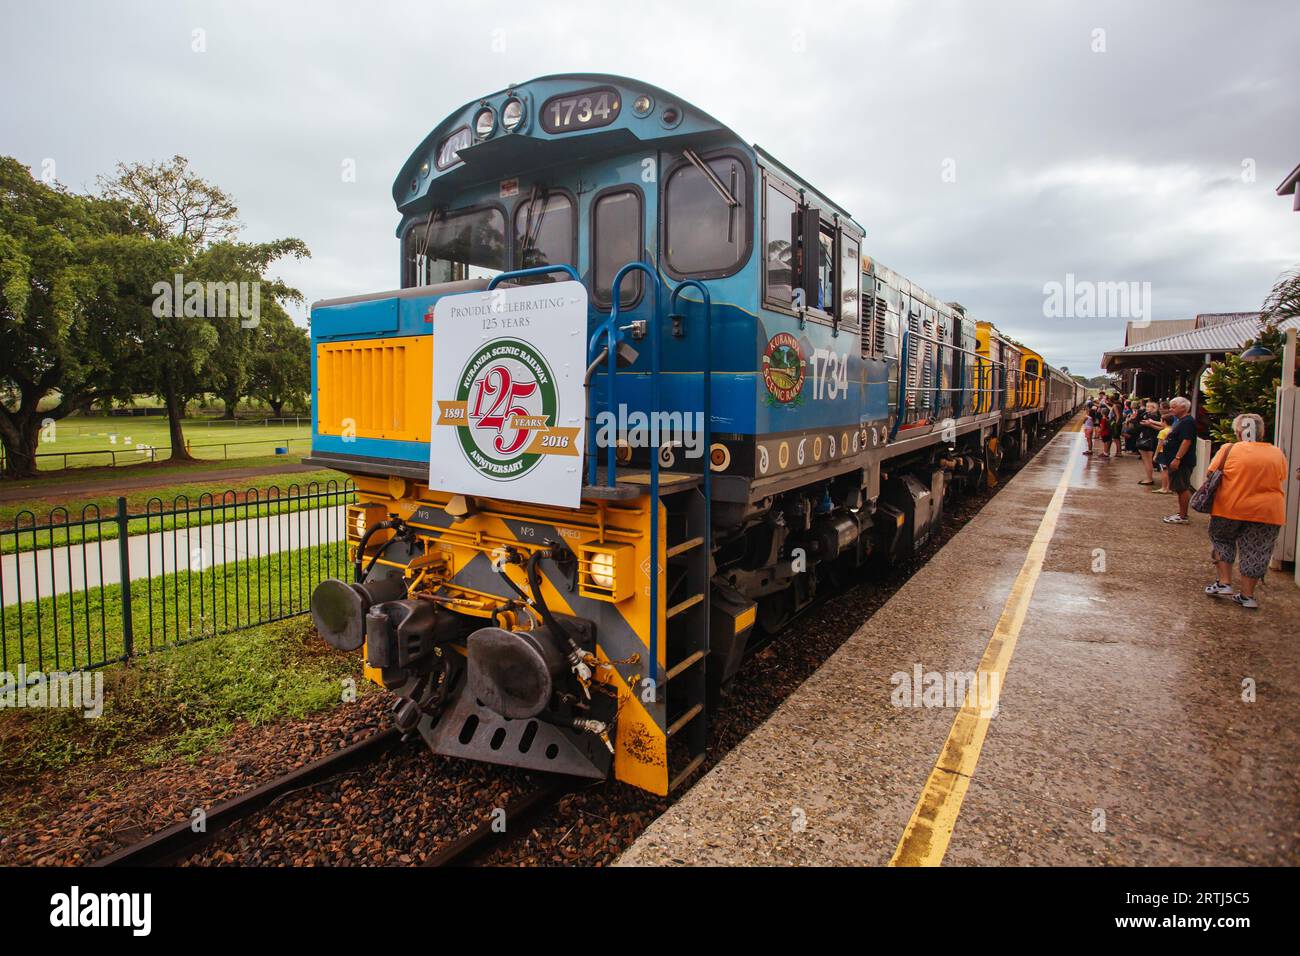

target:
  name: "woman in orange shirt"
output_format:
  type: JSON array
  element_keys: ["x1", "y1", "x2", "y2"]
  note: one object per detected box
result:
[{"x1": 1202, "y1": 413, "x2": 1289, "y2": 609}]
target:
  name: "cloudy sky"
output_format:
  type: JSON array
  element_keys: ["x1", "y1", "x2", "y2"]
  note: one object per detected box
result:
[{"x1": 3, "y1": 0, "x2": 1298, "y2": 373}]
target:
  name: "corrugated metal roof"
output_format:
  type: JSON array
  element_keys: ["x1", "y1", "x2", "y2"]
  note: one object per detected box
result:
[
  {"x1": 1124, "y1": 318, "x2": 1196, "y2": 346},
  {"x1": 1101, "y1": 312, "x2": 1297, "y2": 368},
  {"x1": 1195, "y1": 311, "x2": 1260, "y2": 328}
]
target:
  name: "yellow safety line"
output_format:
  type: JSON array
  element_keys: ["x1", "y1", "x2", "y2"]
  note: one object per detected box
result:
[{"x1": 889, "y1": 417, "x2": 1082, "y2": 866}]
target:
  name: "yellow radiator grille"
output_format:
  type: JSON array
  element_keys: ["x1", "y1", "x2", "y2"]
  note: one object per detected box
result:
[{"x1": 316, "y1": 336, "x2": 432, "y2": 442}]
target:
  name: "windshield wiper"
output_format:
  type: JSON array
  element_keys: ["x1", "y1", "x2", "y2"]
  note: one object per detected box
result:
[{"x1": 682, "y1": 147, "x2": 739, "y2": 208}]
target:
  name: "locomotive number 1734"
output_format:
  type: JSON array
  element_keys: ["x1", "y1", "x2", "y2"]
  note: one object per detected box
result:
[{"x1": 810, "y1": 347, "x2": 850, "y2": 400}]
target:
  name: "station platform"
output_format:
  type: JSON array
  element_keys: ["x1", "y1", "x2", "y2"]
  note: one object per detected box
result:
[{"x1": 618, "y1": 419, "x2": 1300, "y2": 866}]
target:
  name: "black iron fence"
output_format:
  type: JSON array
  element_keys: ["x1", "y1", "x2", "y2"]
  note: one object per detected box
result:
[{"x1": 1, "y1": 480, "x2": 355, "y2": 680}]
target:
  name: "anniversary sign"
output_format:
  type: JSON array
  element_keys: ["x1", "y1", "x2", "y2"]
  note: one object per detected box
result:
[{"x1": 429, "y1": 281, "x2": 587, "y2": 508}]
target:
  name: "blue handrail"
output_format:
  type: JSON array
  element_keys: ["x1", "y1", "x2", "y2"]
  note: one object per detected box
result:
[
  {"x1": 591, "y1": 262, "x2": 663, "y2": 682},
  {"x1": 890, "y1": 325, "x2": 910, "y2": 441},
  {"x1": 668, "y1": 278, "x2": 713, "y2": 516},
  {"x1": 595, "y1": 262, "x2": 663, "y2": 487},
  {"x1": 486, "y1": 264, "x2": 580, "y2": 289},
  {"x1": 667, "y1": 279, "x2": 712, "y2": 688}
]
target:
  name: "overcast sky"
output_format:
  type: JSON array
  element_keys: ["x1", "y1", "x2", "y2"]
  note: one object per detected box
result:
[{"x1": 3, "y1": 0, "x2": 1298, "y2": 373}]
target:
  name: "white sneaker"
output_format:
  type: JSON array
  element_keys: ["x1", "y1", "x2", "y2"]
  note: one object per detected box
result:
[
  {"x1": 1204, "y1": 582, "x2": 1233, "y2": 597},
  {"x1": 1232, "y1": 593, "x2": 1259, "y2": 610}
]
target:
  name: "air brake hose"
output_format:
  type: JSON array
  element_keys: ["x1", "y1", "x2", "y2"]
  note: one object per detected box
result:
[
  {"x1": 525, "y1": 549, "x2": 587, "y2": 666},
  {"x1": 492, "y1": 551, "x2": 534, "y2": 605},
  {"x1": 354, "y1": 517, "x2": 407, "y2": 583}
]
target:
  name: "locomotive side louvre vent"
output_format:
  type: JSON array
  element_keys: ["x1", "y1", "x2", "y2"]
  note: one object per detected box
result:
[
  {"x1": 873, "y1": 297, "x2": 888, "y2": 355},
  {"x1": 920, "y1": 314, "x2": 936, "y2": 412},
  {"x1": 860, "y1": 290, "x2": 873, "y2": 357},
  {"x1": 906, "y1": 310, "x2": 921, "y2": 409},
  {"x1": 316, "y1": 336, "x2": 432, "y2": 443}
]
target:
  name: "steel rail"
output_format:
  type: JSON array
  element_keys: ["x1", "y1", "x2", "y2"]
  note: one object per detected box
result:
[
  {"x1": 91, "y1": 727, "x2": 403, "y2": 867},
  {"x1": 422, "y1": 780, "x2": 572, "y2": 867}
]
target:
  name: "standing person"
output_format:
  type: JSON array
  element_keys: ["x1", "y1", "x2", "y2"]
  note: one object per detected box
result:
[
  {"x1": 1153, "y1": 414, "x2": 1175, "y2": 493},
  {"x1": 1096, "y1": 399, "x2": 1113, "y2": 456},
  {"x1": 1123, "y1": 400, "x2": 1140, "y2": 454},
  {"x1": 1160, "y1": 396, "x2": 1198, "y2": 524},
  {"x1": 1135, "y1": 400, "x2": 1160, "y2": 485},
  {"x1": 1082, "y1": 400, "x2": 1096, "y2": 454},
  {"x1": 1202, "y1": 413, "x2": 1289, "y2": 609},
  {"x1": 1104, "y1": 401, "x2": 1121, "y2": 458}
]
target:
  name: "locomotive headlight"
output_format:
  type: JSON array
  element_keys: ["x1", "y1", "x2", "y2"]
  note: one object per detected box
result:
[
  {"x1": 632, "y1": 94, "x2": 653, "y2": 117},
  {"x1": 501, "y1": 97, "x2": 524, "y2": 130},
  {"x1": 474, "y1": 107, "x2": 496, "y2": 139},
  {"x1": 577, "y1": 543, "x2": 633, "y2": 602},
  {"x1": 353, "y1": 510, "x2": 369, "y2": 539},
  {"x1": 590, "y1": 552, "x2": 616, "y2": 590}
]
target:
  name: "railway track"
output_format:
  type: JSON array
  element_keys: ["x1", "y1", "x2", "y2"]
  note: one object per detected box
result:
[
  {"x1": 92, "y1": 728, "x2": 404, "y2": 867},
  {"x1": 422, "y1": 781, "x2": 571, "y2": 867},
  {"x1": 87, "y1": 424, "x2": 1071, "y2": 868},
  {"x1": 90, "y1": 724, "x2": 568, "y2": 868}
]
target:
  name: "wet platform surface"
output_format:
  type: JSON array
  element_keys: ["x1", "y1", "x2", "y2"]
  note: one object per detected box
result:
[{"x1": 618, "y1": 420, "x2": 1300, "y2": 866}]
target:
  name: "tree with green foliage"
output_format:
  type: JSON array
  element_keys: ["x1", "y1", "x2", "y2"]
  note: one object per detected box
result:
[
  {"x1": 195, "y1": 240, "x2": 308, "y2": 420},
  {"x1": 97, "y1": 157, "x2": 308, "y2": 457},
  {"x1": 1259, "y1": 266, "x2": 1300, "y2": 330},
  {"x1": 97, "y1": 155, "x2": 240, "y2": 246},
  {"x1": 1202, "y1": 267, "x2": 1300, "y2": 444},
  {"x1": 0, "y1": 157, "x2": 146, "y2": 478},
  {"x1": 250, "y1": 314, "x2": 311, "y2": 417}
]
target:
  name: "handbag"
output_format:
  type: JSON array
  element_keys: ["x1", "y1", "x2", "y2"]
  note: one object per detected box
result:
[{"x1": 1190, "y1": 443, "x2": 1233, "y2": 514}]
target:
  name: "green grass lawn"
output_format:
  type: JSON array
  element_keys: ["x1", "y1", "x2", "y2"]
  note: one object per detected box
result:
[
  {"x1": 25, "y1": 417, "x2": 313, "y2": 471},
  {"x1": 2, "y1": 539, "x2": 352, "y2": 676},
  {"x1": 0, "y1": 616, "x2": 370, "y2": 783},
  {"x1": 0, "y1": 469, "x2": 351, "y2": 555}
]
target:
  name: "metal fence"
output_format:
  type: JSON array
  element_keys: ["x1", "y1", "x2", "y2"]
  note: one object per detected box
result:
[
  {"x1": 3, "y1": 436, "x2": 312, "y2": 471},
  {"x1": 1, "y1": 480, "x2": 355, "y2": 681}
]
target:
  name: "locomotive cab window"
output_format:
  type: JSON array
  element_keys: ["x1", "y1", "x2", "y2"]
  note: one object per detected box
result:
[
  {"x1": 763, "y1": 181, "x2": 798, "y2": 307},
  {"x1": 513, "y1": 191, "x2": 575, "y2": 277},
  {"x1": 663, "y1": 150, "x2": 750, "y2": 278},
  {"x1": 839, "y1": 232, "x2": 860, "y2": 328},
  {"x1": 591, "y1": 187, "x2": 642, "y2": 308},
  {"x1": 402, "y1": 206, "x2": 506, "y2": 288}
]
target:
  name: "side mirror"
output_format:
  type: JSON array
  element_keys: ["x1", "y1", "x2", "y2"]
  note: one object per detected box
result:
[{"x1": 794, "y1": 206, "x2": 822, "y2": 311}]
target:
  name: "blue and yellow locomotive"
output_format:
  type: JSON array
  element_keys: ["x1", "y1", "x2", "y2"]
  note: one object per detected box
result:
[{"x1": 306, "y1": 74, "x2": 1085, "y2": 796}]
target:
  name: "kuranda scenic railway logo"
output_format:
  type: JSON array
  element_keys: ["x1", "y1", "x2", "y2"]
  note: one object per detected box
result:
[
  {"x1": 762, "y1": 331, "x2": 807, "y2": 406},
  {"x1": 435, "y1": 337, "x2": 579, "y2": 481}
]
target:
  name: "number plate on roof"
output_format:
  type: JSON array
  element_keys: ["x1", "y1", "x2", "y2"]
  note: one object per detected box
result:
[{"x1": 540, "y1": 87, "x2": 621, "y2": 134}]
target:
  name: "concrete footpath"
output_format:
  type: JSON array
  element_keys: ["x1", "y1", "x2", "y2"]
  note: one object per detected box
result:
[{"x1": 618, "y1": 425, "x2": 1300, "y2": 866}]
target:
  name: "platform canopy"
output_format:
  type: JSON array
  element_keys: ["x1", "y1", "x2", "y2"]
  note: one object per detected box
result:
[{"x1": 1099, "y1": 312, "x2": 1300, "y2": 401}]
